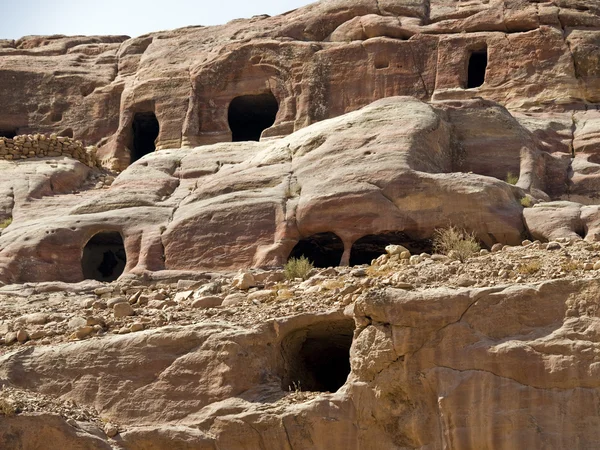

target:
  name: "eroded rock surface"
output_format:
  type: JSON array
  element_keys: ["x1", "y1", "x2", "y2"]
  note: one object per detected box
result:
[{"x1": 1, "y1": 0, "x2": 600, "y2": 448}]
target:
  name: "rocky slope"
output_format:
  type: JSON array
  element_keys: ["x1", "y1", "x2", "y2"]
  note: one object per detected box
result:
[{"x1": 1, "y1": 0, "x2": 600, "y2": 448}]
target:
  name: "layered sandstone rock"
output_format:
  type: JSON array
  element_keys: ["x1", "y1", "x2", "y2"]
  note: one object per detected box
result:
[
  {"x1": 0, "y1": 96, "x2": 543, "y2": 283},
  {"x1": 1, "y1": 1, "x2": 600, "y2": 448},
  {"x1": 0, "y1": 0, "x2": 598, "y2": 170},
  {"x1": 3, "y1": 278, "x2": 600, "y2": 448}
]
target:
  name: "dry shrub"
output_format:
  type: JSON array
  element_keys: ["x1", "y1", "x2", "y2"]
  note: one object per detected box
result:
[
  {"x1": 519, "y1": 260, "x2": 541, "y2": 274},
  {"x1": 0, "y1": 218, "x2": 12, "y2": 229},
  {"x1": 433, "y1": 226, "x2": 480, "y2": 262},
  {"x1": 561, "y1": 260, "x2": 579, "y2": 272},
  {"x1": 506, "y1": 172, "x2": 519, "y2": 185},
  {"x1": 520, "y1": 197, "x2": 532, "y2": 208},
  {"x1": 0, "y1": 398, "x2": 16, "y2": 416},
  {"x1": 284, "y1": 256, "x2": 314, "y2": 281}
]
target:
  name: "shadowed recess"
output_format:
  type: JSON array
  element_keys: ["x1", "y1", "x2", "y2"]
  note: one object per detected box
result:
[
  {"x1": 288, "y1": 232, "x2": 344, "y2": 268},
  {"x1": 350, "y1": 231, "x2": 433, "y2": 266},
  {"x1": 281, "y1": 319, "x2": 354, "y2": 393},
  {"x1": 228, "y1": 92, "x2": 278, "y2": 142},
  {"x1": 82, "y1": 232, "x2": 127, "y2": 282},
  {"x1": 0, "y1": 129, "x2": 17, "y2": 139},
  {"x1": 132, "y1": 112, "x2": 160, "y2": 162},
  {"x1": 467, "y1": 49, "x2": 488, "y2": 89}
]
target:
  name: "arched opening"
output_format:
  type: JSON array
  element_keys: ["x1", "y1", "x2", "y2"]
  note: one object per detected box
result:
[
  {"x1": 59, "y1": 128, "x2": 74, "y2": 138},
  {"x1": 0, "y1": 129, "x2": 17, "y2": 139},
  {"x1": 350, "y1": 232, "x2": 433, "y2": 266},
  {"x1": 228, "y1": 93, "x2": 278, "y2": 142},
  {"x1": 467, "y1": 48, "x2": 488, "y2": 89},
  {"x1": 131, "y1": 112, "x2": 159, "y2": 163},
  {"x1": 288, "y1": 232, "x2": 344, "y2": 268},
  {"x1": 281, "y1": 319, "x2": 354, "y2": 393},
  {"x1": 82, "y1": 232, "x2": 126, "y2": 282}
]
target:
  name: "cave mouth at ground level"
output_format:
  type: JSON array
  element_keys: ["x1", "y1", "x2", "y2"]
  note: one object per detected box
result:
[
  {"x1": 288, "y1": 232, "x2": 344, "y2": 268},
  {"x1": 281, "y1": 319, "x2": 355, "y2": 393},
  {"x1": 228, "y1": 92, "x2": 278, "y2": 142},
  {"x1": 350, "y1": 231, "x2": 433, "y2": 266},
  {"x1": 0, "y1": 129, "x2": 17, "y2": 139},
  {"x1": 82, "y1": 231, "x2": 126, "y2": 282}
]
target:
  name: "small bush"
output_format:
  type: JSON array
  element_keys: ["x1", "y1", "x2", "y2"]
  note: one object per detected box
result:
[
  {"x1": 519, "y1": 260, "x2": 541, "y2": 274},
  {"x1": 506, "y1": 172, "x2": 519, "y2": 185},
  {"x1": 561, "y1": 260, "x2": 579, "y2": 272},
  {"x1": 520, "y1": 197, "x2": 532, "y2": 208},
  {"x1": 0, "y1": 218, "x2": 12, "y2": 229},
  {"x1": 433, "y1": 226, "x2": 480, "y2": 262},
  {"x1": 0, "y1": 398, "x2": 16, "y2": 416},
  {"x1": 284, "y1": 256, "x2": 314, "y2": 281}
]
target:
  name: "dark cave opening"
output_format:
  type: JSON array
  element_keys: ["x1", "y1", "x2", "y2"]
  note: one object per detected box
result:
[
  {"x1": 82, "y1": 232, "x2": 127, "y2": 282},
  {"x1": 228, "y1": 93, "x2": 278, "y2": 142},
  {"x1": 281, "y1": 320, "x2": 354, "y2": 393},
  {"x1": 131, "y1": 112, "x2": 160, "y2": 163},
  {"x1": 467, "y1": 49, "x2": 488, "y2": 89},
  {"x1": 0, "y1": 129, "x2": 17, "y2": 139},
  {"x1": 288, "y1": 232, "x2": 344, "y2": 268},
  {"x1": 350, "y1": 232, "x2": 433, "y2": 266}
]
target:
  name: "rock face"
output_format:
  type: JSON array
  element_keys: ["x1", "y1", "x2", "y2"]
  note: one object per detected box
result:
[
  {"x1": 0, "y1": 0, "x2": 598, "y2": 282},
  {"x1": 3, "y1": 279, "x2": 600, "y2": 448},
  {"x1": 0, "y1": 0, "x2": 598, "y2": 172},
  {"x1": 1, "y1": 1, "x2": 600, "y2": 448},
  {"x1": 0, "y1": 97, "x2": 537, "y2": 283}
]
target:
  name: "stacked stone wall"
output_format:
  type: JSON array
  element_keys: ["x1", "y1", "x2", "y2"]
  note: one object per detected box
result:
[{"x1": 0, "y1": 134, "x2": 98, "y2": 167}]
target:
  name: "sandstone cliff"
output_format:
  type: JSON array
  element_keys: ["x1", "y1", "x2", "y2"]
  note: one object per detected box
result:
[{"x1": 1, "y1": 0, "x2": 600, "y2": 448}]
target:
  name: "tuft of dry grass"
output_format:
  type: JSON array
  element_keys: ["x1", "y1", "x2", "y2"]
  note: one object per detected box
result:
[
  {"x1": 506, "y1": 172, "x2": 519, "y2": 185},
  {"x1": 0, "y1": 398, "x2": 16, "y2": 416},
  {"x1": 520, "y1": 197, "x2": 532, "y2": 208},
  {"x1": 433, "y1": 226, "x2": 481, "y2": 262},
  {"x1": 561, "y1": 260, "x2": 580, "y2": 272},
  {"x1": 284, "y1": 256, "x2": 314, "y2": 281},
  {"x1": 519, "y1": 260, "x2": 541, "y2": 274},
  {"x1": 0, "y1": 217, "x2": 12, "y2": 229}
]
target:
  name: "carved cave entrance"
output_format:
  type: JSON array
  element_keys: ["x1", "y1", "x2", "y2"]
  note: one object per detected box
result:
[
  {"x1": 467, "y1": 48, "x2": 488, "y2": 89},
  {"x1": 350, "y1": 232, "x2": 433, "y2": 266},
  {"x1": 281, "y1": 319, "x2": 354, "y2": 393},
  {"x1": 82, "y1": 232, "x2": 127, "y2": 282},
  {"x1": 131, "y1": 112, "x2": 159, "y2": 163},
  {"x1": 228, "y1": 93, "x2": 278, "y2": 142},
  {"x1": 0, "y1": 129, "x2": 17, "y2": 139},
  {"x1": 288, "y1": 232, "x2": 344, "y2": 268}
]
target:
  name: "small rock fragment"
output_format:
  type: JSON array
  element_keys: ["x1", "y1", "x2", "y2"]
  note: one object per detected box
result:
[
  {"x1": 16, "y1": 329, "x2": 29, "y2": 343},
  {"x1": 104, "y1": 423, "x2": 118, "y2": 438},
  {"x1": 130, "y1": 322, "x2": 144, "y2": 332},
  {"x1": 491, "y1": 243, "x2": 504, "y2": 252},
  {"x1": 231, "y1": 272, "x2": 256, "y2": 290},
  {"x1": 546, "y1": 242, "x2": 562, "y2": 250},
  {"x1": 191, "y1": 296, "x2": 223, "y2": 309},
  {"x1": 113, "y1": 302, "x2": 135, "y2": 318},
  {"x1": 386, "y1": 244, "x2": 409, "y2": 256}
]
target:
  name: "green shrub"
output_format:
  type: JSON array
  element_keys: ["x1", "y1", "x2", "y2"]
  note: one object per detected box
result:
[
  {"x1": 506, "y1": 172, "x2": 519, "y2": 185},
  {"x1": 433, "y1": 226, "x2": 481, "y2": 262},
  {"x1": 0, "y1": 218, "x2": 12, "y2": 229},
  {"x1": 284, "y1": 256, "x2": 314, "y2": 281}
]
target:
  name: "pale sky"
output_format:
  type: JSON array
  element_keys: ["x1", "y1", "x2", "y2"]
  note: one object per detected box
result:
[{"x1": 2, "y1": 0, "x2": 314, "y2": 40}]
